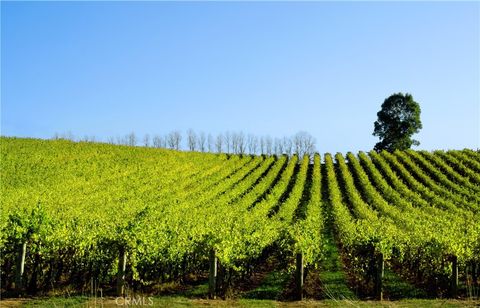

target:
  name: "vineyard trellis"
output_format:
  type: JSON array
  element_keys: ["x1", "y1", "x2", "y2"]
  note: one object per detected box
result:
[{"x1": 1, "y1": 137, "x2": 479, "y2": 299}]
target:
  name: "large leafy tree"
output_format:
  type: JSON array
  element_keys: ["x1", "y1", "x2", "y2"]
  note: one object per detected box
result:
[{"x1": 373, "y1": 93, "x2": 422, "y2": 152}]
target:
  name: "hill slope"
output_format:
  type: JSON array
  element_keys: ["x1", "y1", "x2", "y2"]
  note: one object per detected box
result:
[{"x1": 1, "y1": 137, "x2": 479, "y2": 299}]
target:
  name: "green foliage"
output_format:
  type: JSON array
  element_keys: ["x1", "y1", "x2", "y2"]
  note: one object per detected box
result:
[
  {"x1": 6, "y1": 202, "x2": 52, "y2": 244},
  {"x1": 288, "y1": 154, "x2": 324, "y2": 266},
  {"x1": 0, "y1": 137, "x2": 479, "y2": 297},
  {"x1": 373, "y1": 93, "x2": 422, "y2": 152}
]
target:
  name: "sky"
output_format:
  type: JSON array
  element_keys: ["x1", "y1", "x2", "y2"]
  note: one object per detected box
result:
[{"x1": 1, "y1": 1, "x2": 479, "y2": 154}]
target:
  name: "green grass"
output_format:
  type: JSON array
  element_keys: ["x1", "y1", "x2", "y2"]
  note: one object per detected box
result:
[
  {"x1": 21, "y1": 295, "x2": 88, "y2": 307},
  {"x1": 2, "y1": 296, "x2": 479, "y2": 307},
  {"x1": 181, "y1": 282, "x2": 210, "y2": 298},
  {"x1": 317, "y1": 231, "x2": 357, "y2": 300},
  {"x1": 317, "y1": 232, "x2": 427, "y2": 301},
  {"x1": 242, "y1": 270, "x2": 291, "y2": 300},
  {"x1": 383, "y1": 268, "x2": 427, "y2": 299}
]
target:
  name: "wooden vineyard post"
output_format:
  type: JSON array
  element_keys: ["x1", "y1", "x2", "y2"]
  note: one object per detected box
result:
[
  {"x1": 473, "y1": 261, "x2": 478, "y2": 287},
  {"x1": 451, "y1": 255, "x2": 458, "y2": 298},
  {"x1": 117, "y1": 246, "x2": 127, "y2": 297},
  {"x1": 14, "y1": 242, "x2": 27, "y2": 294},
  {"x1": 208, "y1": 249, "x2": 217, "y2": 299},
  {"x1": 374, "y1": 252, "x2": 384, "y2": 301},
  {"x1": 295, "y1": 253, "x2": 304, "y2": 300}
]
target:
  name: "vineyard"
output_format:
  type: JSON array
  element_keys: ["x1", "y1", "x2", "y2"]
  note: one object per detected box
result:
[{"x1": 1, "y1": 137, "x2": 479, "y2": 302}]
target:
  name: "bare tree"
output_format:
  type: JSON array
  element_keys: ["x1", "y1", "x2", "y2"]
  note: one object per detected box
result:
[
  {"x1": 53, "y1": 131, "x2": 75, "y2": 141},
  {"x1": 198, "y1": 132, "x2": 206, "y2": 152},
  {"x1": 143, "y1": 134, "x2": 150, "y2": 147},
  {"x1": 293, "y1": 134, "x2": 300, "y2": 154},
  {"x1": 167, "y1": 133, "x2": 175, "y2": 149},
  {"x1": 224, "y1": 131, "x2": 231, "y2": 153},
  {"x1": 304, "y1": 134, "x2": 316, "y2": 157},
  {"x1": 116, "y1": 136, "x2": 124, "y2": 145},
  {"x1": 107, "y1": 136, "x2": 115, "y2": 144},
  {"x1": 187, "y1": 129, "x2": 197, "y2": 151},
  {"x1": 174, "y1": 131, "x2": 182, "y2": 150},
  {"x1": 293, "y1": 131, "x2": 316, "y2": 159},
  {"x1": 259, "y1": 137, "x2": 265, "y2": 154},
  {"x1": 207, "y1": 134, "x2": 214, "y2": 152},
  {"x1": 83, "y1": 135, "x2": 95, "y2": 142},
  {"x1": 127, "y1": 132, "x2": 137, "y2": 146},
  {"x1": 216, "y1": 134, "x2": 223, "y2": 153},
  {"x1": 274, "y1": 138, "x2": 283, "y2": 156},
  {"x1": 65, "y1": 131, "x2": 75, "y2": 141},
  {"x1": 247, "y1": 134, "x2": 258, "y2": 154},
  {"x1": 231, "y1": 132, "x2": 238, "y2": 154},
  {"x1": 167, "y1": 131, "x2": 182, "y2": 150},
  {"x1": 265, "y1": 136, "x2": 273, "y2": 155},
  {"x1": 283, "y1": 136, "x2": 292, "y2": 156},
  {"x1": 237, "y1": 132, "x2": 246, "y2": 154},
  {"x1": 230, "y1": 132, "x2": 245, "y2": 154},
  {"x1": 153, "y1": 135, "x2": 163, "y2": 148},
  {"x1": 279, "y1": 138, "x2": 285, "y2": 155}
]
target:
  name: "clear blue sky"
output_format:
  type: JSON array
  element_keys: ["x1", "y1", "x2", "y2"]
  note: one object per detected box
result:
[{"x1": 1, "y1": 1, "x2": 479, "y2": 153}]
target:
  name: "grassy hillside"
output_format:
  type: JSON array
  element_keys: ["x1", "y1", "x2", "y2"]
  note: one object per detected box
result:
[{"x1": 1, "y1": 137, "x2": 479, "y2": 302}]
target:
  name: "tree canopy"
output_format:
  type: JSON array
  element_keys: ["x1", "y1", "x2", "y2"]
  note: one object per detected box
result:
[{"x1": 373, "y1": 93, "x2": 422, "y2": 152}]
